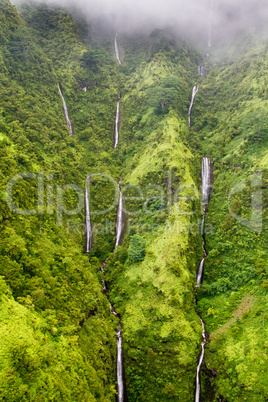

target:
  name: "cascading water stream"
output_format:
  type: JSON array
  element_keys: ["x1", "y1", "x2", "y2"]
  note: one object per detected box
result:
[
  {"x1": 115, "y1": 184, "x2": 123, "y2": 247},
  {"x1": 196, "y1": 157, "x2": 213, "y2": 283},
  {"x1": 195, "y1": 156, "x2": 213, "y2": 402},
  {"x1": 116, "y1": 326, "x2": 124, "y2": 402},
  {"x1": 57, "y1": 83, "x2": 74, "y2": 136},
  {"x1": 114, "y1": 35, "x2": 122, "y2": 65},
  {"x1": 113, "y1": 182, "x2": 125, "y2": 400},
  {"x1": 201, "y1": 156, "x2": 213, "y2": 208},
  {"x1": 101, "y1": 256, "x2": 125, "y2": 402},
  {"x1": 84, "y1": 175, "x2": 92, "y2": 254},
  {"x1": 196, "y1": 258, "x2": 205, "y2": 286},
  {"x1": 114, "y1": 94, "x2": 121, "y2": 149},
  {"x1": 85, "y1": 181, "x2": 126, "y2": 401},
  {"x1": 188, "y1": 84, "x2": 199, "y2": 127},
  {"x1": 198, "y1": 65, "x2": 206, "y2": 77},
  {"x1": 84, "y1": 37, "x2": 125, "y2": 400},
  {"x1": 195, "y1": 318, "x2": 207, "y2": 402}
]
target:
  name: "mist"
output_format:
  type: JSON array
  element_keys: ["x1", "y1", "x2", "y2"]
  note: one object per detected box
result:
[{"x1": 11, "y1": 0, "x2": 268, "y2": 47}]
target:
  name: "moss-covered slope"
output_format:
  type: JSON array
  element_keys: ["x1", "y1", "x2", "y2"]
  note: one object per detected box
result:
[{"x1": 192, "y1": 37, "x2": 268, "y2": 401}]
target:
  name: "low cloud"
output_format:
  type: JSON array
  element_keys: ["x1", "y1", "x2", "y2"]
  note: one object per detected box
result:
[{"x1": 11, "y1": 0, "x2": 268, "y2": 46}]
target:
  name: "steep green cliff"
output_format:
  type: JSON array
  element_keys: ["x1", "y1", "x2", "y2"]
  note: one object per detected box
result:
[
  {"x1": 193, "y1": 38, "x2": 268, "y2": 401},
  {"x1": 0, "y1": 1, "x2": 267, "y2": 401}
]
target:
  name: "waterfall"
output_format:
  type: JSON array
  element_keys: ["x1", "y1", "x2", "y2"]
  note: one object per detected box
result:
[
  {"x1": 110, "y1": 302, "x2": 118, "y2": 316},
  {"x1": 84, "y1": 175, "x2": 92, "y2": 253},
  {"x1": 195, "y1": 318, "x2": 207, "y2": 402},
  {"x1": 188, "y1": 84, "x2": 199, "y2": 127},
  {"x1": 57, "y1": 83, "x2": 73, "y2": 136},
  {"x1": 114, "y1": 97, "x2": 120, "y2": 149},
  {"x1": 117, "y1": 327, "x2": 124, "y2": 402},
  {"x1": 83, "y1": 181, "x2": 125, "y2": 398},
  {"x1": 100, "y1": 257, "x2": 126, "y2": 401},
  {"x1": 101, "y1": 267, "x2": 125, "y2": 402},
  {"x1": 198, "y1": 65, "x2": 206, "y2": 77},
  {"x1": 102, "y1": 279, "x2": 107, "y2": 292},
  {"x1": 114, "y1": 183, "x2": 125, "y2": 401},
  {"x1": 202, "y1": 157, "x2": 213, "y2": 207},
  {"x1": 196, "y1": 258, "x2": 205, "y2": 286},
  {"x1": 115, "y1": 185, "x2": 123, "y2": 247},
  {"x1": 94, "y1": 191, "x2": 125, "y2": 402},
  {"x1": 195, "y1": 157, "x2": 213, "y2": 400},
  {"x1": 114, "y1": 35, "x2": 122, "y2": 65},
  {"x1": 196, "y1": 156, "x2": 213, "y2": 285}
]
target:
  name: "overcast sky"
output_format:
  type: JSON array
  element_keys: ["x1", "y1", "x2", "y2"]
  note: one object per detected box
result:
[{"x1": 12, "y1": 0, "x2": 268, "y2": 45}]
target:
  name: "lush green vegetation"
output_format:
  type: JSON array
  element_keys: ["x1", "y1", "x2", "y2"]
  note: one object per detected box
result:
[
  {"x1": 0, "y1": 1, "x2": 203, "y2": 400},
  {"x1": 0, "y1": 1, "x2": 119, "y2": 400},
  {"x1": 192, "y1": 37, "x2": 268, "y2": 401},
  {"x1": 0, "y1": 0, "x2": 267, "y2": 401}
]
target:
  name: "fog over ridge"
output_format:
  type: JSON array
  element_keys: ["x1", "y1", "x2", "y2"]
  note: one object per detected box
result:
[{"x1": 11, "y1": 0, "x2": 268, "y2": 45}]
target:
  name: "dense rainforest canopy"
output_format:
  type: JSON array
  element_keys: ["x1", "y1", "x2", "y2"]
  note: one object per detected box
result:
[{"x1": 0, "y1": 0, "x2": 267, "y2": 400}]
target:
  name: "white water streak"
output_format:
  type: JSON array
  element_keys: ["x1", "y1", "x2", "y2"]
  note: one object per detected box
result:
[
  {"x1": 202, "y1": 157, "x2": 212, "y2": 206},
  {"x1": 198, "y1": 66, "x2": 206, "y2": 77},
  {"x1": 114, "y1": 101, "x2": 120, "y2": 148},
  {"x1": 85, "y1": 175, "x2": 92, "y2": 253},
  {"x1": 117, "y1": 329, "x2": 124, "y2": 402},
  {"x1": 115, "y1": 188, "x2": 123, "y2": 247},
  {"x1": 196, "y1": 258, "x2": 205, "y2": 286},
  {"x1": 195, "y1": 318, "x2": 206, "y2": 402},
  {"x1": 114, "y1": 35, "x2": 122, "y2": 65},
  {"x1": 102, "y1": 280, "x2": 107, "y2": 291},
  {"x1": 188, "y1": 84, "x2": 199, "y2": 127},
  {"x1": 57, "y1": 83, "x2": 73, "y2": 136},
  {"x1": 110, "y1": 303, "x2": 118, "y2": 316}
]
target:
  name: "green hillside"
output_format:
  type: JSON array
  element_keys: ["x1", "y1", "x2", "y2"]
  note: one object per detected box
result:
[
  {"x1": 0, "y1": 1, "x2": 267, "y2": 401},
  {"x1": 192, "y1": 38, "x2": 268, "y2": 401}
]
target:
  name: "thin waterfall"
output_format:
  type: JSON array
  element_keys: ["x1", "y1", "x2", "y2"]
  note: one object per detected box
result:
[
  {"x1": 115, "y1": 185, "x2": 123, "y2": 247},
  {"x1": 95, "y1": 182, "x2": 126, "y2": 400},
  {"x1": 195, "y1": 157, "x2": 213, "y2": 401},
  {"x1": 84, "y1": 175, "x2": 92, "y2": 253},
  {"x1": 195, "y1": 318, "x2": 207, "y2": 402},
  {"x1": 114, "y1": 183, "x2": 125, "y2": 401},
  {"x1": 114, "y1": 94, "x2": 120, "y2": 149},
  {"x1": 83, "y1": 176, "x2": 126, "y2": 399},
  {"x1": 57, "y1": 83, "x2": 74, "y2": 136},
  {"x1": 102, "y1": 279, "x2": 108, "y2": 292},
  {"x1": 100, "y1": 261, "x2": 125, "y2": 402},
  {"x1": 202, "y1": 157, "x2": 213, "y2": 207},
  {"x1": 196, "y1": 156, "x2": 213, "y2": 284},
  {"x1": 188, "y1": 84, "x2": 199, "y2": 127},
  {"x1": 117, "y1": 327, "x2": 124, "y2": 402},
  {"x1": 198, "y1": 65, "x2": 207, "y2": 77},
  {"x1": 196, "y1": 258, "x2": 205, "y2": 286},
  {"x1": 110, "y1": 302, "x2": 118, "y2": 316},
  {"x1": 114, "y1": 35, "x2": 122, "y2": 65}
]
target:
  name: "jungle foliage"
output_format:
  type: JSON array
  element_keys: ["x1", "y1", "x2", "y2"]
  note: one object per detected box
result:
[{"x1": 0, "y1": 0, "x2": 267, "y2": 401}]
